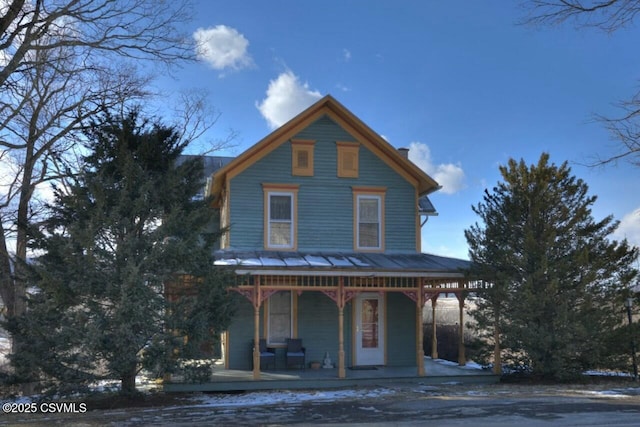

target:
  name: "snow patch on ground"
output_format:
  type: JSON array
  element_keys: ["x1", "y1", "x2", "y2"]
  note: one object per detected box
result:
[
  {"x1": 584, "y1": 370, "x2": 632, "y2": 377},
  {"x1": 176, "y1": 387, "x2": 395, "y2": 409},
  {"x1": 576, "y1": 388, "x2": 640, "y2": 398},
  {"x1": 431, "y1": 358, "x2": 484, "y2": 370}
]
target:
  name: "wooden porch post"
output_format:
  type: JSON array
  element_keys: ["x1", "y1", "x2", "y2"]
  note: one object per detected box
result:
[
  {"x1": 252, "y1": 276, "x2": 261, "y2": 380},
  {"x1": 431, "y1": 295, "x2": 438, "y2": 360},
  {"x1": 338, "y1": 277, "x2": 346, "y2": 379},
  {"x1": 416, "y1": 284, "x2": 425, "y2": 376},
  {"x1": 457, "y1": 292, "x2": 466, "y2": 366}
]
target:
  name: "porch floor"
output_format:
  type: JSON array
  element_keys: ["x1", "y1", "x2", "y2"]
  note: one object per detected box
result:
[{"x1": 163, "y1": 358, "x2": 498, "y2": 392}]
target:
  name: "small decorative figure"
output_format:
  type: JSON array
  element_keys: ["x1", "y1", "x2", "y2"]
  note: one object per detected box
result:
[{"x1": 322, "y1": 351, "x2": 333, "y2": 369}]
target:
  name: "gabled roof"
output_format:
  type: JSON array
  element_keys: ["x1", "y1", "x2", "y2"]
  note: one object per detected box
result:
[
  {"x1": 178, "y1": 155, "x2": 235, "y2": 177},
  {"x1": 178, "y1": 155, "x2": 235, "y2": 199},
  {"x1": 208, "y1": 95, "x2": 440, "y2": 202}
]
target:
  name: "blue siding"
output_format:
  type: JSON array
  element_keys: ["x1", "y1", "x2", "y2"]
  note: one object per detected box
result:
[
  {"x1": 297, "y1": 292, "x2": 339, "y2": 364},
  {"x1": 228, "y1": 292, "x2": 419, "y2": 368},
  {"x1": 386, "y1": 293, "x2": 417, "y2": 366},
  {"x1": 228, "y1": 292, "x2": 359, "y2": 369},
  {"x1": 229, "y1": 115, "x2": 417, "y2": 252},
  {"x1": 227, "y1": 295, "x2": 258, "y2": 370}
]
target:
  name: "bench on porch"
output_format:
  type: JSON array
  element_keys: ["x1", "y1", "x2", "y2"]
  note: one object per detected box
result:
[
  {"x1": 251, "y1": 339, "x2": 276, "y2": 370},
  {"x1": 285, "y1": 338, "x2": 306, "y2": 370}
]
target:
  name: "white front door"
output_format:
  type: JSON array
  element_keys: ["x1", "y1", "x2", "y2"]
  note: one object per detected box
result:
[{"x1": 355, "y1": 292, "x2": 385, "y2": 366}]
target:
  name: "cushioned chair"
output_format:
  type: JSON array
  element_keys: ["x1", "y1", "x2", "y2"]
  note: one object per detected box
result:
[
  {"x1": 286, "y1": 338, "x2": 306, "y2": 370},
  {"x1": 252, "y1": 339, "x2": 276, "y2": 370}
]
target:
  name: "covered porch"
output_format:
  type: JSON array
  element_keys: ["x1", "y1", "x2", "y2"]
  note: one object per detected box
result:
[
  {"x1": 163, "y1": 357, "x2": 497, "y2": 392},
  {"x1": 212, "y1": 250, "x2": 484, "y2": 382}
]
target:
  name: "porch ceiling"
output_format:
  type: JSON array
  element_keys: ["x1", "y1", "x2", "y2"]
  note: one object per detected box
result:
[{"x1": 214, "y1": 250, "x2": 470, "y2": 278}]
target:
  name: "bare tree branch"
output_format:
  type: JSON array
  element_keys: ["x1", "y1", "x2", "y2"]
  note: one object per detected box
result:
[
  {"x1": 0, "y1": 0, "x2": 198, "y2": 327},
  {"x1": 1, "y1": 0, "x2": 195, "y2": 88},
  {"x1": 592, "y1": 100, "x2": 640, "y2": 166},
  {"x1": 170, "y1": 89, "x2": 238, "y2": 155},
  {"x1": 521, "y1": 0, "x2": 640, "y2": 32},
  {"x1": 521, "y1": 0, "x2": 640, "y2": 166}
]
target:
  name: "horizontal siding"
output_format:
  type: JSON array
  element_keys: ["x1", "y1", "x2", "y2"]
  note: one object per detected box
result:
[
  {"x1": 227, "y1": 295, "x2": 259, "y2": 370},
  {"x1": 229, "y1": 115, "x2": 417, "y2": 252},
  {"x1": 297, "y1": 292, "x2": 339, "y2": 364},
  {"x1": 229, "y1": 292, "x2": 353, "y2": 369},
  {"x1": 386, "y1": 293, "x2": 417, "y2": 366},
  {"x1": 228, "y1": 292, "x2": 421, "y2": 368}
]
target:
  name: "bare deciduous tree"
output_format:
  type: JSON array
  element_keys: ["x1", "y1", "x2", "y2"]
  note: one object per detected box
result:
[
  {"x1": 1, "y1": 49, "x2": 150, "y2": 322},
  {"x1": 1, "y1": 0, "x2": 193, "y2": 88},
  {"x1": 0, "y1": 0, "x2": 203, "y2": 328},
  {"x1": 521, "y1": 0, "x2": 640, "y2": 166}
]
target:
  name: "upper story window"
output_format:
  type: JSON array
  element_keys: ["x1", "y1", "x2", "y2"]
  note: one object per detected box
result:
[
  {"x1": 263, "y1": 184, "x2": 299, "y2": 250},
  {"x1": 353, "y1": 187, "x2": 386, "y2": 251},
  {"x1": 337, "y1": 142, "x2": 359, "y2": 178},
  {"x1": 291, "y1": 139, "x2": 315, "y2": 176}
]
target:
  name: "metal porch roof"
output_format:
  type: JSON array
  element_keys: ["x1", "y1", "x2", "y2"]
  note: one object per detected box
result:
[{"x1": 214, "y1": 250, "x2": 470, "y2": 276}]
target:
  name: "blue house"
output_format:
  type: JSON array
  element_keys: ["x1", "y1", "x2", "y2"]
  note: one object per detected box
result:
[{"x1": 206, "y1": 96, "x2": 473, "y2": 379}]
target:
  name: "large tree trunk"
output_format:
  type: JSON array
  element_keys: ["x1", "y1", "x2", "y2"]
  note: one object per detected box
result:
[
  {"x1": 121, "y1": 365, "x2": 138, "y2": 395},
  {"x1": 493, "y1": 311, "x2": 502, "y2": 375},
  {"x1": 13, "y1": 113, "x2": 40, "y2": 320},
  {"x1": 0, "y1": 223, "x2": 14, "y2": 318}
]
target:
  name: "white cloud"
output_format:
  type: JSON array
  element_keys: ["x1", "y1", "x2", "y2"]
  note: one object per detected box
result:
[
  {"x1": 408, "y1": 142, "x2": 466, "y2": 194},
  {"x1": 256, "y1": 71, "x2": 322, "y2": 129},
  {"x1": 193, "y1": 25, "x2": 252, "y2": 73},
  {"x1": 343, "y1": 48, "x2": 351, "y2": 62},
  {"x1": 614, "y1": 207, "x2": 640, "y2": 248}
]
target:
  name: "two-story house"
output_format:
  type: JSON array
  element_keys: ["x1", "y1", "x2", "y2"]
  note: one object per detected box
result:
[{"x1": 206, "y1": 95, "x2": 473, "y2": 380}]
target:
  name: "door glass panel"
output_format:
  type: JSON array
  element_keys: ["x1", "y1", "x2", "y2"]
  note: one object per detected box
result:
[{"x1": 361, "y1": 299, "x2": 379, "y2": 348}]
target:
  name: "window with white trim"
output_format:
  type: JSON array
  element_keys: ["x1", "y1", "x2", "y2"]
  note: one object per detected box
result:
[
  {"x1": 268, "y1": 192, "x2": 293, "y2": 248},
  {"x1": 357, "y1": 195, "x2": 381, "y2": 249},
  {"x1": 263, "y1": 184, "x2": 298, "y2": 250},
  {"x1": 268, "y1": 291, "x2": 292, "y2": 345}
]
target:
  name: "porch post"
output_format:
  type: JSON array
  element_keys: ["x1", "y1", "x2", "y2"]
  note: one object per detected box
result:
[
  {"x1": 253, "y1": 276, "x2": 261, "y2": 380},
  {"x1": 431, "y1": 295, "x2": 438, "y2": 360},
  {"x1": 457, "y1": 291, "x2": 466, "y2": 366},
  {"x1": 416, "y1": 283, "x2": 425, "y2": 376},
  {"x1": 338, "y1": 277, "x2": 346, "y2": 379}
]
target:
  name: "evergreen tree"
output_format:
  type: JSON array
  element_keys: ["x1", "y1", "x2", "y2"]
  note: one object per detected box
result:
[
  {"x1": 8, "y1": 108, "x2": 235, "y2": 394},
  {"x1": 466, "y1": 153, "x2": 638, "y2": 380}
]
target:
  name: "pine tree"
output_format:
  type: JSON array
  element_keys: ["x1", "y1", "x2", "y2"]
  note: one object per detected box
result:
[
  {"x1": 466, "y1": 153, "x2": 638, "y2": 379},
  {"x1": 8, "y1": 108, "x2": 235, "y2": 394}
]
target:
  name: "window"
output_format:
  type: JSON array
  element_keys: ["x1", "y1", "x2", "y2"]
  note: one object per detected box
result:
[
  {"x1": 291, "y1": 139, "x2": 314, "y2": 176},
  {"x1": 263, "y1": 184, "x2": 299, "y2": 250},
  {"x1": 268, "y1": 291, "x2": 292, "y2": 345},
  {"x1": 337, "y1": 142, "x2": 359, "y2": 178},
  {"x1": 353, "y1": 187, "x2": 386, "y2": 251}
]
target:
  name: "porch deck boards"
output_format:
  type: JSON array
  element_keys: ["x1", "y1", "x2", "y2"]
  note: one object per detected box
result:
[{"x1": 163, "y1": 358, "x2": 498, "y2": 393}]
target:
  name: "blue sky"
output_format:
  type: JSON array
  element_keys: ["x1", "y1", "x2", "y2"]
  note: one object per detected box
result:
[{"x1": 161, "y1": 1, "x2": 640, "y2": 260}]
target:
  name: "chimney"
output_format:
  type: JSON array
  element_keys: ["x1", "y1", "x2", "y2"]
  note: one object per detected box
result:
[{"x1": 397, "y1": 147, "x2": 409, "y2": 159}]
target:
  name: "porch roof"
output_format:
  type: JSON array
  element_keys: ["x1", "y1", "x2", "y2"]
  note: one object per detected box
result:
[{"x1": 214, "y1": 250, "x2": 471, "y2": 278}]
